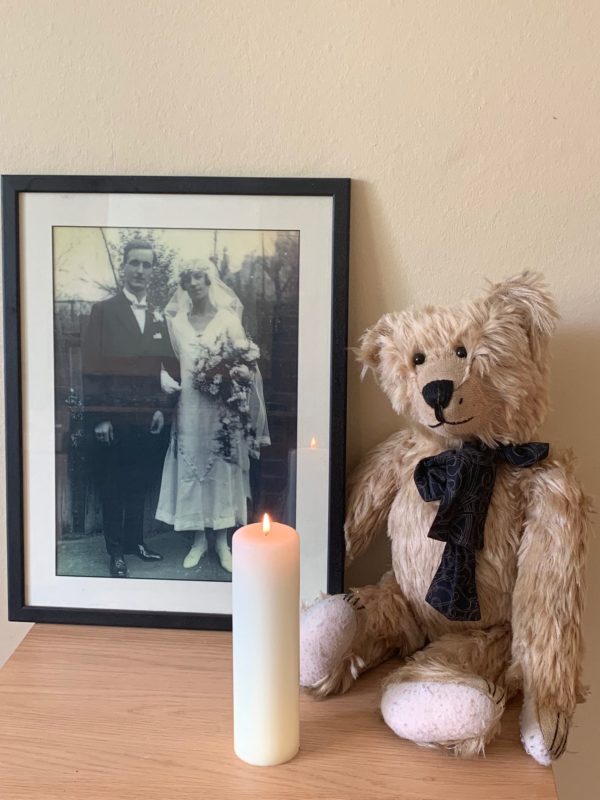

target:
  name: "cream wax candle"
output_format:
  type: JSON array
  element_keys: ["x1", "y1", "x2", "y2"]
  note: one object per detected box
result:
[{"x1": 232, "y1": 514, "x2": 300, "y2": 766}]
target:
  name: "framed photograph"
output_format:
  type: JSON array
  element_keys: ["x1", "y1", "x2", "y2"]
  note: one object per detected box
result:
[{"x1": 3, "y1": 175, "x2": 350, "y2": 629}]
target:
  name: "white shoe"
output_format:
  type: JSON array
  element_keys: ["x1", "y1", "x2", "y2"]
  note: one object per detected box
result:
[
  {"x1": 216, "y1": 543, "x2": 232, "y2": 573},
  {"x1": 183, "y1": 541, "x2": 207, "y2": 568}
]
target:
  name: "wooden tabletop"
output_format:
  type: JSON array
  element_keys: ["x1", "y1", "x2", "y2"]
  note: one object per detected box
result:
[{"x1": 0, "y1": 625, "x2": 557, "y2": 800}]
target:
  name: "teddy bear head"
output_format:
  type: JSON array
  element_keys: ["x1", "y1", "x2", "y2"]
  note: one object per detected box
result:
[{"x1": 359, "y1": 272, "x2": 559, "y2": 446}]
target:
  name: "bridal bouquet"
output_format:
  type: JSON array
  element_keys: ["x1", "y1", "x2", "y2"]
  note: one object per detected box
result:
[{"x1": 191, "y1": 335, "x2": 260, "y2": 462}]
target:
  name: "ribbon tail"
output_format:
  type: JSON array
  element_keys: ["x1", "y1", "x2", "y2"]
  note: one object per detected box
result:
[{"x1": 425, "y1": 542, "x2": 481, "y2": 622}]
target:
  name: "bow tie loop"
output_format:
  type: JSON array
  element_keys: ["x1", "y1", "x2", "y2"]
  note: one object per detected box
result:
[
  {"x1": 496, "y1": 442, "x2": 549, "y2": 467},
  {"x1": 414, "y1": 454, "x2": 448, "y2": 502}
]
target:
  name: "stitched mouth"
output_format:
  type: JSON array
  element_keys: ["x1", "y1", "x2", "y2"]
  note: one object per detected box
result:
[{"x1": 429, "y1": 413, "x2": 475, "y2": 429}]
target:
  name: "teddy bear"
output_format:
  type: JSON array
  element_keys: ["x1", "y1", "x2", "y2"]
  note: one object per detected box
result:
[{"x1": 300, "y1": 272, "x2": 589, "y2": 765}]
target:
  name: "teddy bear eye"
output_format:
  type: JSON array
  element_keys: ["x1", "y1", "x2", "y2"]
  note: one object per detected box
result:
[
  {"x1": 412, "y1": 352, "x2": 426, "y2": 366},
  {"x1": 455, "y1": 345, "x2": 468, "y2": 359}
]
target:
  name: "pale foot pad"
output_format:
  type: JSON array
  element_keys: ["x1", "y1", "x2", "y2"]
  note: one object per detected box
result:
[
  {"x1": 300, "y1": 595, "x2": 358, "y2": 687},
  {"x1": 381, "y1": 680, "x2": 497, "y2": 743}
]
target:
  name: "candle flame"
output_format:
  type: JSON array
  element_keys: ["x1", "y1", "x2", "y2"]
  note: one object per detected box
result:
[
  {"x1": 310, "y1": 436, "x2": 317, "y2": 449},
  {"x1": 262, "y1": 513, "x2": 271, "y2": 534}
]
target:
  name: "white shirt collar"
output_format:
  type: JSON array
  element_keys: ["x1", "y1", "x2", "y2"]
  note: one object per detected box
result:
[{"x1": 122, "y1": 287, "x2": 148, "y2": 307}]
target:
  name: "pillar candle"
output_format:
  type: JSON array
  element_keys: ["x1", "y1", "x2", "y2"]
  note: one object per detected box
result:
[{"x1": 232, "y1": 514, "x2": 300, "y2": 766}]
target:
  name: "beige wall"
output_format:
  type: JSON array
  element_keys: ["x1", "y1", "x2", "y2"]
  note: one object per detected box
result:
[{"x1": 1, "y1": 1, "x2": 599, "y2": 795}]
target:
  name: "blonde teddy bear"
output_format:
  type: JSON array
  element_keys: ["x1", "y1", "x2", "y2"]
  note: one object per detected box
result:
[{"x1": 300, "y1": 273, "x2": 589, "y2": 765}]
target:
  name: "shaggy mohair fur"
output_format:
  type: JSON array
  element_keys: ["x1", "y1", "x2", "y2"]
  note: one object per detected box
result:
[{"x1": 300, "y1": 272, "x2": 590, "y2": 765}]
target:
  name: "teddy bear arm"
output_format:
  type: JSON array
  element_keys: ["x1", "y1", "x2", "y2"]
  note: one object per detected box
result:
[
  {"x1": 511, "y1": 455, "x2": 591, "y2": 758},
  {"x1": 345, "y1": 431, "x2": 410, "y2": 561}
]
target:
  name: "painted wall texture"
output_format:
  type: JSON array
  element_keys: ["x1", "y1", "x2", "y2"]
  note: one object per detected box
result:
[{"x1": 1, "y1": 2, "x2": 598, "y2": 796}]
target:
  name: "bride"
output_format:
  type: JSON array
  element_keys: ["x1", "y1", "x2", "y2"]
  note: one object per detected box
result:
[{"x1": 155, "y1": 260, "x2": 270, "y2": 572}]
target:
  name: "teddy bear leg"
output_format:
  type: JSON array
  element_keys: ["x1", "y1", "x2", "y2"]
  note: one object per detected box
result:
[
  {"x1": 300, "y1": 571, "x2": 425, "y2": 697},
  {"x1": 381, "y1": 624, "x2": 512, "y2": 757}
]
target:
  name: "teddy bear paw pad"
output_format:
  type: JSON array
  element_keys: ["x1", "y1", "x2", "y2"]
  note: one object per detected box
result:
[
  {"x1": 381, "y1": 681, "x2": 497, "y2": 744},
  {"x1": 300, "y1": 594, "x2": 358, "y2": 687},
  {"x1": 520, "y1": 695, "x2": 553, "y2": 766}
]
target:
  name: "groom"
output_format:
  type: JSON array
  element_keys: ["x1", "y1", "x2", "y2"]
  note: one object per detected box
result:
[{"x1": 82, "y1": 239, "x2": 179, "y2": 578}]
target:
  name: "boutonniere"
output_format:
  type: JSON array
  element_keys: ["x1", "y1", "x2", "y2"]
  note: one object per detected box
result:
[{"x1": 152, "y1": 309, "x2": 165, "y2": 323}]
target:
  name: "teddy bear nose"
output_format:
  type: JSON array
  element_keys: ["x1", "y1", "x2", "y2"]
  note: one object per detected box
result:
[{"x1": 422, "y1": 380, "x2": 454, "y2": 409}]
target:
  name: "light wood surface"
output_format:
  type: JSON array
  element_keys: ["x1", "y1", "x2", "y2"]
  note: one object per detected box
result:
[{"x1": 0, "y1": 625, "x2": 557, "y2": 799}]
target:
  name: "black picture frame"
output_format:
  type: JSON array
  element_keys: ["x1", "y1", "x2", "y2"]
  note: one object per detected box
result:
[{"x1": 2, "y1": 174, "x2": 350, "y2": 630}]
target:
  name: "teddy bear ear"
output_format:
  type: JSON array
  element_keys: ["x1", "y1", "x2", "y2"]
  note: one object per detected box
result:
[
  {"x1": 356, "y1": 314, "x2": 393, "y2": 378},
  {"x1": 484, "y1": 271, "x2": 559, "y2": 358}
]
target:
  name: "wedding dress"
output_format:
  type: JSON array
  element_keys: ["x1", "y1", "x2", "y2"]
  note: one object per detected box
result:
[{"x1": 155, "y1": 305, "x2": 270, "y2": 533}]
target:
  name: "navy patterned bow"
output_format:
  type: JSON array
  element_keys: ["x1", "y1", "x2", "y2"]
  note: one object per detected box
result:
[{"x1": 414, "y1": 441, "x2": 549, "y2": 622}]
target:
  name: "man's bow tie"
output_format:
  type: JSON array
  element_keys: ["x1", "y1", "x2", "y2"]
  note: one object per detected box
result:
[
  {"x1": 130, "y1": 301, "x2": 148, "y2": 310},
  {"x1": 414, "y1": 441, "x2": 549, "y2": 622}
]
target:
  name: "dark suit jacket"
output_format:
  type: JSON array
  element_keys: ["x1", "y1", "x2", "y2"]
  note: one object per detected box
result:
[{"x1": 82, "y1": 292, "x2": 179, "y2": 426}]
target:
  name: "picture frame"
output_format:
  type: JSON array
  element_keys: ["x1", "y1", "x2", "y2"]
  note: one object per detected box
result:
[{"x1": 3, "y1": 174, "x2": 350, "y2": 629}]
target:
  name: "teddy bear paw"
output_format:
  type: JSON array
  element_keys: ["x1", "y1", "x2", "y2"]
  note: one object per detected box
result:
[
  {"x1": 300, "y1": 594, "x2": 359, "y2": 687},
  {"x1": 381, "y1": 680, "x2": 499, "y2": 750},
  {"x1": 520, "y1": 694, "x2": 568, "y2": 765}
]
